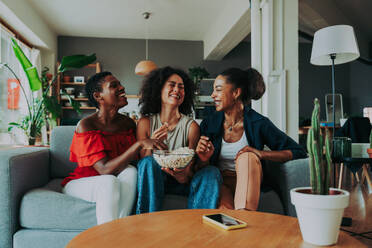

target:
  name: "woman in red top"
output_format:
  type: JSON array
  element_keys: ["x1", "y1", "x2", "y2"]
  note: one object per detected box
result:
[{"x1": 62, "y1": 72, "x2": 166, "y2": 225}]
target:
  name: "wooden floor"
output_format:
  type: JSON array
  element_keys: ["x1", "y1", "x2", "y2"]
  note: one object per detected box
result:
[{"x1": 337, "y1": 165, "x2": 372, "y2": 246}]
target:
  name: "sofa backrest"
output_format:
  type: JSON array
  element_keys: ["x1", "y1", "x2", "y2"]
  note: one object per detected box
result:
[{"x1": 50, "y1": 126, "x2": 77, "y2": 178}]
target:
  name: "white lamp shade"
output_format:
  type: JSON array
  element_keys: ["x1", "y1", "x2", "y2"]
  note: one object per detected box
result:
[{"x1": 310, "y1": 25, "x2": 360, "y2": 66}]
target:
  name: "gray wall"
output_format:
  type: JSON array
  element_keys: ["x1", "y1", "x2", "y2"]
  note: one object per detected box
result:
[
  {"x1": 58, "y1": 36, "x2": 251, "y2": 95},
  {"x1": 349, "y1": 60, "x2": 372, "y2": 116},
  {"x1": 58, "y1": 36, "x2": 371, "y2": 122},
  {"x1": 299, "y1": 43, "x2": 350, "y2": 121}
]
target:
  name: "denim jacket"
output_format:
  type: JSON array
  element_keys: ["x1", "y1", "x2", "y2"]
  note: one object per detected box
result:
[{"x1": 199, "y1": 106, "x2": 307, "y2": 165}]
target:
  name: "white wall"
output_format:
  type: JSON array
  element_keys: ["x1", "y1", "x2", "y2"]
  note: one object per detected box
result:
[{"x1": 251, "y1": 0, "x2": 299, "y2": 141}]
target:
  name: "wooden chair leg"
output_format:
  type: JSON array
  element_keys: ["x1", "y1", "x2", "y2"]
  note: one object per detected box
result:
[
  {"x1": 361, "y1": 166, "x2": 366, "y2": 185},
  {"x1": 355, "y1": 172, "x2": 360, "y2": 183},
  {"x1": 362, "y1": 164, "x2": 372, "y2": 189},
  {"x1": 338, "y1": 163, "x2": 344, "y2": 189}
]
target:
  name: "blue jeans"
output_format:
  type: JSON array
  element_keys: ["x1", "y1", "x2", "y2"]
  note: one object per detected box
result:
[{"x1": 136, "y1": 156, "x2": 222, "y2": 214}]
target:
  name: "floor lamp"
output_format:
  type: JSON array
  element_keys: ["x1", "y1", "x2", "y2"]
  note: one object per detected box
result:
[{"x1": 310, "y1": 25, "x2": 360, "y2": 188}]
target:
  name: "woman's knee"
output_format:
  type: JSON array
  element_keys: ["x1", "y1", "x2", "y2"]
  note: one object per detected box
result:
[
  {"x1": 96, "y1": 175, "x2": 120, "y2": 199},
  {"x1": 236, "y1": 152, "x2": 260, "y2": 162},
  {"x1": 117, "y1": 165, "x2": 138, "y2": 189},
  {"x1": 118, "y1": 165, "x2": 137, "y2": 179},
  {"x1": 97, "y1": 175, "x2": 119, "y2": 187},
  {"x1": 235, "y1": 152, "x2": 261, "y2": 173}
]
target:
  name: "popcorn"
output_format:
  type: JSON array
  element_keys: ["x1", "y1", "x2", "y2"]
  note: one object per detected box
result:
[{"x1": 153, "y1": 147, "x2": 195, "y2": 169}]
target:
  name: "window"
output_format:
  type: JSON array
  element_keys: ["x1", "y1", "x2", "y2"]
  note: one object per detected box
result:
[{"x1": 0, "y1": 25, "x2": 33, "y2": 144}]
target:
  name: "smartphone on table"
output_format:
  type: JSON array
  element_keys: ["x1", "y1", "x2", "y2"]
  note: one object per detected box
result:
[{"x1": 202, "y1": 213, "x2": 247, "y2": 230}]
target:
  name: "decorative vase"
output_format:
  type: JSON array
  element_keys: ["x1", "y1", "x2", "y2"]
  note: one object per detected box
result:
[
  {"x1": 367, "y1": 148, "x2": 372, "y2": 158},
  {"x1": 290, "y1": 187, "x2": 349, "y2": 246},
  {"x1": 28, "y1": 137, "x2": 36, "y2": 146},
  {"x1": 63, "y1": 75, "x2": 72, "y2": 82}
]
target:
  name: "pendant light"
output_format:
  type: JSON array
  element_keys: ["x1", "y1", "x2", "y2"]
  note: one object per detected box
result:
[{"x1": 135, "y1": 12, "x2": 157, "y2": 75}]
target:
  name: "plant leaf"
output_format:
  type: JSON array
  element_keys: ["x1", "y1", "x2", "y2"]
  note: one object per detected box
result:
[
  {"x1": 11, "y1": 38, "x2": 42, "y2": 91},
  {"x1": 61, "y1": 91, "x2": 81, "y2": 114},
  {"x1": 44, "y1": 96, "x2": 62, "y2": 120},
  {"x1": 8, "y1": 122, "x2": 21, "y2": 132},
  {"x1": 58, "y1": 54, "x2": 96, "y2": 72}
]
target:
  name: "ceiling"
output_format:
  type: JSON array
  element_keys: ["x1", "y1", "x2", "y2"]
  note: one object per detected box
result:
[
  {"x1": 26, "y1": 0, "x2": 228, "y2": 41},
  {"x1": 27, "y1": 0, "x2": 372, "y2": 42},
  {"x1": 299, "y1": 0, "x2": 372, "y2": 56},
  {"x1": 5, "y1": 0, "x2": 371, "y2": 59}
]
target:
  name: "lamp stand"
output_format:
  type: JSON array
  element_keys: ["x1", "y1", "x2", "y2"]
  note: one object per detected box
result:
[
  {"x1": 330, "y1": 54, "x2": 353, "y2": 227},
  {"x1": 330, "y1": 54, "x2": 336, "y2": 188},
  {"x1": 330, "y1": 54, "x2": 336, "y2": 136}
]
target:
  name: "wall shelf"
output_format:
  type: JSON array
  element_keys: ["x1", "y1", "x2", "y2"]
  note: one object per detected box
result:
[
  {"x1": 62, "y1": 106, "x2": 96, "y2": 110},
  {"x1": 61, "y1": 98, "x2": 88, "y2": 101},
  {"x1": 56, "y1": 61, "x2": 101, "y2": 125},
  {"x1": 126, "y1": 95, "x2": 139, "y2": 98},
  {"x1": 61, "y1": 82, "x2": 86, "y2": 86}
]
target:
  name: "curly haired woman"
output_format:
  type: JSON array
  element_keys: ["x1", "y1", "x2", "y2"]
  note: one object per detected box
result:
[{"x1": 136, "y1": 66, "x2": 222, "y2": 214}]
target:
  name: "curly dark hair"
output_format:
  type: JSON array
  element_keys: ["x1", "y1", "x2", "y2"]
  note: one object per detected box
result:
[
  {"x1": 85, "y1": 71, "x2": 112, "y2": 108},
  {"x1": 139, "y1": 66, "x2": 195, "y2": 115},
  {"x1": 220, "y1": 67, "x2": 266, "y2": 104}
]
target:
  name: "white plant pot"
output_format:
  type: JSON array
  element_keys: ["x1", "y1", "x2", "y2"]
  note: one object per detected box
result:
[{"x1": 290, "y1": 187, "x2": 349, "y2": 246}]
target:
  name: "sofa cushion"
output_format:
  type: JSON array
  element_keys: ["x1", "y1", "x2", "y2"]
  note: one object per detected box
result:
[
  {"x1": 13, "y1": 229, "x2": 79, "y2": 248},
  {"x1": 19, "y1": 179, "x2": 96, "y2": 230},
  {"x1": 258, "y1": 189, "x2": 284, "y2": 214},
  {"x1": 50, "y1": 126, "x2": 77, "y2": 178},
  {"x1": 162, "y1": 194, "x2": 188, "y2": 210}
]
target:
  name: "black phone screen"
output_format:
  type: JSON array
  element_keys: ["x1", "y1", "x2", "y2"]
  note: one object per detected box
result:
[{"x1": 205, "y1": 214, "x2": 243, "y2": 226}]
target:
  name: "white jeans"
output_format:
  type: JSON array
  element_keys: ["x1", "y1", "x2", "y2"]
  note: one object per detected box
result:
[{"x1": 62, "y1": 165, "x2": 137, "y2": 225}]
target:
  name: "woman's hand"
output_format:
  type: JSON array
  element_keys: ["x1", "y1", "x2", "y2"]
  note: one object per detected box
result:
[
  {"x1": 196, "y1": 136, "x2": 214, "y2": 162},
  {"x1": 140, "y1": 139, "x2": 168, "y2": 151},
  {"x1": 151, "y1": 123, "x2": 168, "y2": 142},
  {"x1": 162, "y1": 160, "x2": 194, "y2": 184},
  {"x1": 235, "y1": 145, "x2": 262, "y2": 161}
]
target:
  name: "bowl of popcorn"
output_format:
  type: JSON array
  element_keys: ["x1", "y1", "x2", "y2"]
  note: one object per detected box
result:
[{"x1": 153, "y1": 147, "x2": 195, "y2": 169}]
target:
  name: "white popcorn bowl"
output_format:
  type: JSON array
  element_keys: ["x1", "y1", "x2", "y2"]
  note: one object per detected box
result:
[{"x1": 153, "y1": 149, "x2": 195, "y2": 169}]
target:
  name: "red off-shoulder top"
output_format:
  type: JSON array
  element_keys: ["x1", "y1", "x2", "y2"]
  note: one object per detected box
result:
[{"x1": 61, "y1": 129, "x2": 136, "y2": 187}]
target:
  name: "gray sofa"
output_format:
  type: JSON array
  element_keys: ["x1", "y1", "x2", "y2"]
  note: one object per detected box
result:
[{"x1": 0, "y1": 126, "x2": 309, "y2": 248}]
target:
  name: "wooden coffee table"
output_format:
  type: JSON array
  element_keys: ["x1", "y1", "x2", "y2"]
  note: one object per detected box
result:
[{"x1": 66, "y1": 209, "x2": 366, "y2": 248}]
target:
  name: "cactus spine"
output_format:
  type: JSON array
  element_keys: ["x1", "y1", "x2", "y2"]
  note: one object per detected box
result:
[{"x1": 307, "y1": 98, "x2": 332, "y2": 195}]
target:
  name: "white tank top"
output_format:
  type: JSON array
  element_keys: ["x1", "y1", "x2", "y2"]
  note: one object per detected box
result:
[{"x1": 219, "y1": 132, "x2": 249, "y2": 171}]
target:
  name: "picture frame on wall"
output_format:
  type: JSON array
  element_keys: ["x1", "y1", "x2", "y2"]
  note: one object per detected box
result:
[{"x1": 74, "y1": 76, "x2": 84, "y2": 83}]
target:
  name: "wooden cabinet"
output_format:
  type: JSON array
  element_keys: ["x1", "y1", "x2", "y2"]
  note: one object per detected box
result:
[{"x1": 56, "y1": 62, "x2": 101, "y2": 125}]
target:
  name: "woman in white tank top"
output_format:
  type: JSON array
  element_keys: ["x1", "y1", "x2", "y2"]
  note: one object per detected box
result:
[{"x1": 136, "y1": 66, "x2": 222, "y2": 214}]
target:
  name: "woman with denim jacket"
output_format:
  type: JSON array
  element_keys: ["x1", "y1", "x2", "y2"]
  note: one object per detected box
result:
[{"x1": 196, "y1": 68, "x2": 307, "y2": 210}]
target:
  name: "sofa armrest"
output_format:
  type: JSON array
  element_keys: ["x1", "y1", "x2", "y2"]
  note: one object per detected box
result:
[
  {"x1": 264, "y1": 158, "x2": 309, "y2": 217},
  {"x1": 0, "y1": 147, "x2": 50, "y2": 248}
]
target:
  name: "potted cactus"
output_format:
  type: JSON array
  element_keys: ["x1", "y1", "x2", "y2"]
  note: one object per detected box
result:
[
  {"x1": 290, "y1": 98, "x2": 350, "y2": 246},
  {"x1": 368, "y1": 129, "x2": 372, "y2": 158}
]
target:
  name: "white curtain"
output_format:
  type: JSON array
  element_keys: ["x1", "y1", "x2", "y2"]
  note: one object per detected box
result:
[{"x1": 0, "y1": 26, "x2": 33, "y2": 144}]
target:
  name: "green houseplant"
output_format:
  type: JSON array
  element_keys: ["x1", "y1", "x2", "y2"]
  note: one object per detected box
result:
[
  {"x1": 307, "y1": 98, "x2": 332, "y2": 195},
  {"x1": 2, "y1": 38, "x2": 96, "y2": 145},
  {"x1": 188, "y1": 66, "x2": 209, "y2": 94},
  {"x1": 290, "y1": 98, "x2": 350, "y2": 246}
]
